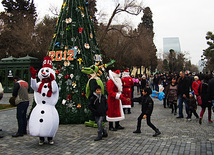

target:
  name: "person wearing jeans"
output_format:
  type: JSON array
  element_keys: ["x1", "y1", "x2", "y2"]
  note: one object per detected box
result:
[
  {"x1": 177, "y1": 71, "x2": 190, "y2": 118},
  {"x1": 12, "y1": 76, "x2": 29, "y2": 137}
]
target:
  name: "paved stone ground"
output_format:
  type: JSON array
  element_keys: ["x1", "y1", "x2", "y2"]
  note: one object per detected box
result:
[{"x1": 0, "y1": 87, "x2": 214, "y2": 155}]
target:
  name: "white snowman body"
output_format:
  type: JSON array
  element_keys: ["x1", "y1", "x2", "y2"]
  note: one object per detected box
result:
[{"x1": 29, "y1": 66, "x2": 59, "y2": 137}]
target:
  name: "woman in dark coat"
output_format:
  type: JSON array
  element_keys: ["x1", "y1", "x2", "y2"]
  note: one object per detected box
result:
[{"x1": 199, "y1": 75, "x2": 212, "y2": 124}]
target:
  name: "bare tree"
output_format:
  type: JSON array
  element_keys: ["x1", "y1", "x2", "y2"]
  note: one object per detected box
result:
[{"x1": 98, "y1": 0, "x2": 143, "y2": 46}]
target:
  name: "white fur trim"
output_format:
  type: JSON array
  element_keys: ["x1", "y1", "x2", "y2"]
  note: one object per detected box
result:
[
  {"x1": 109, "y1": 70, "x2": 123, "y2": 92},
  {"x1": 115, "y1": 93, "x2": 121, "y2": 99},
  {"x1": 106, "y1": 100, "x2": 125, "y2": 122},
  {"x1": 122, "y1": 105, "x2": 131, "y2": 108},
  {"x1": 122, "y1": 72, "x2": 130, "y2": 78}
]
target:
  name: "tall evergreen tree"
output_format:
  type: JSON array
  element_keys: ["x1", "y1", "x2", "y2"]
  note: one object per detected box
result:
[
  {"x1": 48, "y1": 0, "x2": 105, "y2": 124},
  {"x1": 203, "y1": 31, "x2": 214, "y2": 72},
  {"x1": 137, "y1": 7, "x2": 157, "y2": 73},
  {"x1": 0, "y1": 0, "x2": 37, "y2": 58}
]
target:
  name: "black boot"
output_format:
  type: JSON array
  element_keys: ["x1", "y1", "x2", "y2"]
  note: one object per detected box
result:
[
  {"x1": 133, "y1": 126, "x2": 141, "y2": 133},
  {"x1": 153, "y1": 129, "x2": 161, "y2": 137},
  {"x1": 109, "y1": 122, "x2": 117, "y2": 131},
  {"x1": 128, "y1": 108, "x2": 131, "y2": 114},
  {"x1": 94, "y1": 131, "x2": 102, "y2": 141},
  {"x1": 102, "y1": 129, "x2": 108, "y2": 137},
  {"x1": 115, "y1": 122, "x2": 124, "y2": 130}
]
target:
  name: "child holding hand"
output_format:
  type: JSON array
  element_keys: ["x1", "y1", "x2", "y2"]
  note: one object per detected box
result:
[{"x1": 132, "y1": 88, "x2": 161, "y2": 137}]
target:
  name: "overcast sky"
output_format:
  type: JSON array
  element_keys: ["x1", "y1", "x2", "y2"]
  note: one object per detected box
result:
[{"x1": 1, "y1": 0, "x2": 214, "y2": 65}]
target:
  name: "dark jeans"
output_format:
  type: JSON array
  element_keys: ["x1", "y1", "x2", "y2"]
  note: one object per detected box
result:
[
  {"x1": 189, "y1": 109, "x2": 199, "y2": 119},
  {"x1": 137, "y1": 113, "x2": 157, "y2": 131},
  {"x1": 154, "y1": 84, "x2": 159, "y2": 91},
  {"x1": 17, "y1": 101, "x2": 29, "y2": 134},
  {"x1": 95, "y1": 116, "x2": 105, "y2": 135},
  {"x1": 178, "y1": 95, "x2": 189, "y2": 117}
]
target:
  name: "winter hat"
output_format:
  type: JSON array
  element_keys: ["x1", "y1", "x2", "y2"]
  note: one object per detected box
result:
[
  {"x1": 142, "y1": 75, "x2": 146, "y2": 78},
  {"x1": 190, "y1": 91, "x2": 194, "y2": 96},
  {"x1": 123, "y1": 69, "x2": 129, "y2": 72},
  {"x1": 94, "y1": 85, "x2": 101, "y2": 90},
  {"x1": 113, "y1": 70, "x2": 120, "y2": 74},
  {"x1": 42, "y1": 56, "x2": 53, "y2": 69}
]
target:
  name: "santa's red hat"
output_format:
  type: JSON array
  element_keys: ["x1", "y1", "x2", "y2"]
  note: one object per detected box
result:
[
  {"x1": 123, "y1": 69, "x2": 129, "y2": 72},
  {"x1": 113, "y1": 70, "x2": 120, "y2": 74},
  {"x1": 42, "y1": 56, "x2": 53, "y2": 69}
]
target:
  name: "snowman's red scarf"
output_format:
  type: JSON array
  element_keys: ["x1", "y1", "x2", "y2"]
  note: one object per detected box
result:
[{"x1": 37, "y1": 78, "x2": 52, "y2": 97}]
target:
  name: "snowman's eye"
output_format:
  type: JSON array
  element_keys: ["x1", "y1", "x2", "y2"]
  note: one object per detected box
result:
[
  {"x1": 41, "y1": 69, "x2": 44, "y2": 72},
  {"x1": 46, "y1": 69, "x2": 49, "y2": 73}
]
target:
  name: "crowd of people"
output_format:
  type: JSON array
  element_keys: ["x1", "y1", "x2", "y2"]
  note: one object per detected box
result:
[
  {"x1": 0, "y1": 68, "x2": 213, "y2": 143},
  {"x1": 131, "y1": 71, "x2": 214, "y2": 124}
]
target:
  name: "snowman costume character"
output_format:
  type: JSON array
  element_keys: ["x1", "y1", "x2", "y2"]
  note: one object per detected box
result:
[{"x1": 29, "y1": 56, "x2": 59, "y2": 145}]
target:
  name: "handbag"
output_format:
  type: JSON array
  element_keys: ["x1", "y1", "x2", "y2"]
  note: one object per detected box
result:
[{"x1": 197, "y1": 96, "x2": 202, "y2": 106}]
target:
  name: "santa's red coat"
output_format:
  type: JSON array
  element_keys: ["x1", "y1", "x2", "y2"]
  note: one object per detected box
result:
[
  {"x1": 121, "y1": 77, "x2": 134, "y2": 108},
  {"x1": 106, "y1": 80, "x2": 125, "y2": 122}
]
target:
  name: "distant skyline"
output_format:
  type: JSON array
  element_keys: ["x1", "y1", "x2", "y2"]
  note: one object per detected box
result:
[
  {"x1": 1, "y1": 0, "x2": 214, "y2": 65},
  {"x1": 163, "y1": 37, "x2": 181, "y2": 53}
]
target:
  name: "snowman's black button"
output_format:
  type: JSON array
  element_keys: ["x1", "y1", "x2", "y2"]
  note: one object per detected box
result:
[
  {"x1": 39, "y1": 119, "x2": 43, "y2": 123},
  {"x1": 44, "y1": 85, "x2": 47, "y2": 88},
  {"x1": 42, "y1": 93, "x2": 45, "y2": 97},
  {"x1": 41, "y1": 110, "x2": 45, "y2": 114},
  {"x1": 42, "y1": 101, "x2": 46, "y2": 104}
]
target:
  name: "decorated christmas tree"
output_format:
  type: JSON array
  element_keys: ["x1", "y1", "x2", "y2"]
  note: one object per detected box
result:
[{"x1": 48, "y1": 0, "x2": 105, "y2": 124}]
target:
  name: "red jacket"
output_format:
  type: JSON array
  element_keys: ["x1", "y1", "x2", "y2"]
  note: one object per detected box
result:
[{"x1": 192, "y1": 80, "x2": 201, "y2": 96}]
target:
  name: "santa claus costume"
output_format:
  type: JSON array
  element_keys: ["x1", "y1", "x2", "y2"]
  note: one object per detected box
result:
[
  {"x1": 121, "y1": 70, "x2": 134, "y2": 114},
  {"x1": 29, "y1": 56, "x2": 59, "y2": 145},
  {"x1": 106, "y1": 70, "x2": 126, "y2": 131}
]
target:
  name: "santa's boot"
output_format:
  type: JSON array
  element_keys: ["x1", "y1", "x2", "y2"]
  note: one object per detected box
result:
[
  {"x1": 102, "y1": 129, "x2": 108, "y2": 137},
  {"x1": 115, "y1": 121, "x2": 124, "y2": 130},
  {"x1": 109, "y1": 122, "x2": 117, "y2": 131},
  {"x1": 133, "y1": 127, "x2": 141, "y2": 133},
  {"x1": 94, "y1": 131, "x2": 102, "y2": 141},
  {"x1": 153, "y1": 129, "x2": 161, "y2": 137},
  {"x1": 128, "y1": 108, "x2": 131, "y2": 114}
]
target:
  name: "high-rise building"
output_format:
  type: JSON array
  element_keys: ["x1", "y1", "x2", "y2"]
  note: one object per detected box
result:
[{"x1": 163, "y1": 37, "x2": 181, "y2": 53}]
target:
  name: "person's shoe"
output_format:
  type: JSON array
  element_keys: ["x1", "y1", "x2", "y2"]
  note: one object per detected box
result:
[
  {"x1": 0, "y1": 129, "x2": 2, "y2": 131},
  {"x1": 94, "y1": 136, "x2": 102, "y2": 141},
  {"x1": 133, "y1": 129, "x2": 141, "y2": 133},
  {"x1": 0, "y1": 135, "x2": 3, "y2": 138},
  {"x1": 115, "y1": 125, "x2": 125, "y2": 130},
  {"x1": 48, "y1": 140, "x2": 54, "y2": 145},
  {"x1": 199, "y1": 118, "x2": 202, "y2": 124},
  {"x1": 153, "y1": 129, "x2": 161, "y2": 137},
  {"x1": 102, "y1": 131, "x2": 108, "y2": 137},
  {"x1": 176, "y1": 116, "x2": 184, "y2": 119},
  {"x1": 208, "y1": 120, "x2": 213, "y2": 123},
  {"x1": 187, "y1": 118, "x2": 191, "y2": 121},
  {"x1": 12, "y1": 133, "x2": 23, "y2": 137},
  {"x1": 109, "y1": 127, "x2": 117, "y2": 131},
  {"x1": 174, "y1": 112, "x2": 177, "y2": 115},
  {"x1": 39, "y1": 140, "x2": 44, "y2": 146}
]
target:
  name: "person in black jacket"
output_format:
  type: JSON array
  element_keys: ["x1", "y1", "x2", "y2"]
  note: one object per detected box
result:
[
  {"x1": 132, "y1": 88, "x2": 161, "y2": 137},
  {"x1": 88, "y1": 85, "x2": 108, "y2": 141},
  {"x1": 208, "y1": 77, "x2": 214, "y2": 112},
  {"x1": 177, "y1": 71, "x2": 190, "y2": 119}
]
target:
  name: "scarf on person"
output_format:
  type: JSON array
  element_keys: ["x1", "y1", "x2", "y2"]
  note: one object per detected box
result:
[
  {"x1": 93, "y1": 92, "x2": 102, "y2": 103},
  {"x1": 37, "y1": 78, "x2": 52, "y2": 97}
]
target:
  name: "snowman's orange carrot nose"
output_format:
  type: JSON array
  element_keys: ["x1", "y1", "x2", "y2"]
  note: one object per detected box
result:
[{"x1": 42, "y1": 72, "x2": 45, "y2": 75}]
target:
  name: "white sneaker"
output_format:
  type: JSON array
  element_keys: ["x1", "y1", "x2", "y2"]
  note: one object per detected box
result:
[
  {"x1": 48, "y1": 140, "x2": 54, "y2": 145},
  {"x1": 187, "y1": 118, "x2": 191, "y2": 121},
  {"x1": 39, "y1": 140, "x2": 44, "y2": 146}
]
